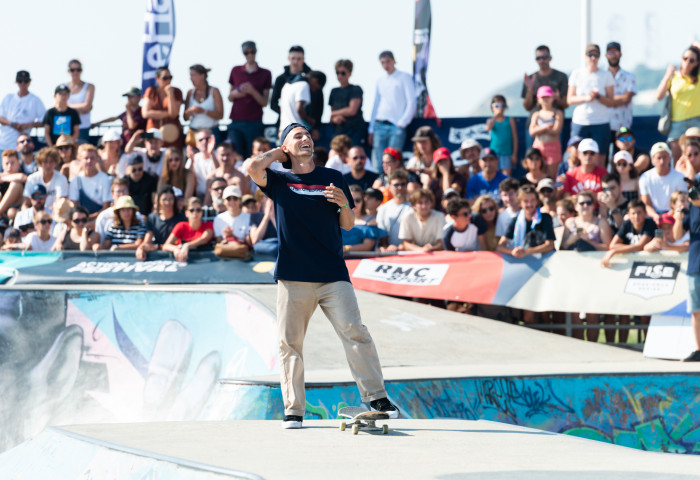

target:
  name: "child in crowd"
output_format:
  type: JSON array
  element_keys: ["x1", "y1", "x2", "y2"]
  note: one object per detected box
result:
[
  {"x1": 644, "y1": 211, "x2": 689, "y2": 253},
  {"x1": 529, "y1": 86, "x2": 563, "y2": 178},
  {"x1": 485, "y1": 95, "x2": 517, "y2": 176},
  {"x1": 495, "y1": 179, "x2": 521, "y2": 239},
  {"x1": 398, "y1": 189, "x2": 445, "y2": 252},
  {"x1": 22, "y1": 210, "x2": 56, "y2": 251},
  {"x1": 442, "y1": 198, "x2": 485, "y2": 252},
  {"x1": 601, "y1": 199, "x2": 655, "y2": 267}
]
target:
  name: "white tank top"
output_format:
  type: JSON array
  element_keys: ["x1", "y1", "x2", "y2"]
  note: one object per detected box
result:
[
  {"x1": 68, "y1": 82, "x2": 91, "y2": 129},
  {"x1": 188, "y1": 87, "x2": 217, "y2": 129}
]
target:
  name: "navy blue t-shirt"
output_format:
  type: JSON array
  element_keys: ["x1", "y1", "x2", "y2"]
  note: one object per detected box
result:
[
  {"x1": 260, "y1": 166, "x2": 355, "y2": 283},
  {"x1": 615, "y1": 218, "x2": 656, "y2": 245},
  {"x1": 683, "y1": 204, "x2": 700, "y2": 275}
]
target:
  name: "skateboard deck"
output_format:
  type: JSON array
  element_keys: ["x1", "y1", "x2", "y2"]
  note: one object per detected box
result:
[{"x1": 338, "y1": 406, "x2": 390, "y2": 435}]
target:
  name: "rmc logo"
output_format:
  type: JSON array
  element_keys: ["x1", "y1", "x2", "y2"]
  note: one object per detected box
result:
[{"x1": 352, "y1": 260, "x2": 449, "y2": 286}]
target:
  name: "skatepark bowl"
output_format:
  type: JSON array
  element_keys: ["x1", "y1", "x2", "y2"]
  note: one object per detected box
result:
[{"x1": 1, "y1": 284, "x2": 700, "y2": 478}]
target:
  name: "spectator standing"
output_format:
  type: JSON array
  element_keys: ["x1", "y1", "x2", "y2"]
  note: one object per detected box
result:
[
  {"x1": 529, "y1": 86, "x2": 563, "y2": 178},
  {"x1": 305, "y1": 71, "x2": 326, "y2": 141},
  {"x1": 466, "y1": 148, "x2": 508, "y2": 203},
  {"x1": 278, "y1": 74, "x2": 313, "y2": 131},
  {"x1": 606, "y1": 42, "x2": 636, "y2": 149},
  {"x1": 142, "y1": 66, "x2": 184, "y2": 149},
  {"x1": 485, "y1": 95, "x2": 517, "y2": 176},
  {"x1": 102, "y1": 195, "x2": 145, "y2": 251},
  {"x1": 16, "y1": 134, "x2": 38, "y2": 175},
  {"x1": 125, "y1": 155, "x2": 158, "y2": 215},
  {"x1": 162, "y1": 196, "x2": 214, "y2": 262},
  {"x1": 562, "y1": 139, "x2": 608, "y2": 196},
  {"x1": 656, "y1": 42, "x2": 700, "y2": 161},
  {"x1": 0, "y1": 71, "x2": 45, "y2": 153},
  {"x1": 43, "y1": 84, "x2": 80, "y2": 147},
  {"x1": 399, "y1": 189, "x2": 445, "y2": 252},
  {"x1": 52, "y1": 205, "x2": 99, "y2": 251},
  {"x1": 330, "y1": 59, "x2": 366, "y2": 148},
  {"x1": 0, "y1": 150, "x2": 26, "y2": 219},
  {"x1": 184, "y1": 64, "x2": 224, "y2": 143},
  {"x1": 120, "y1": 87, "x2": 146, "y2": 145},
  {"x1": 368, "y1": 51, "x2": 416, "y2": 173},
  {"x1": 68, "y1": 144, "x2": 112, "y2": 219},
  {"x1": 24, "y1": 147, "x2": 68, "y2": 214},
  {"x1": 158, "y1": 147, "x2": 195, "y2": 200},
  {"x1": 228, "y1": 41, "x2": 272, "y2": 158},
  {"x1": 567, "y1": 44, "x2": 615, "y2": 166},
  {"x1": 270, "y1": 45, "x2": 311, "y2": 125},
  {"x1": 376, "y1": 169, "x2": 412, "y2": 252},
  {"x1": 639, "y1": 142, "x2": 687, "y2": 224},
  {"x1": 66, "y1": 59, "x2": 95, "y2": 143},
  {"x1": 136, "y1": 185, "x2": 186, "y2": 260},
  {"x1": 343, "y1": 146, "x2": 377, "y2": 191}
]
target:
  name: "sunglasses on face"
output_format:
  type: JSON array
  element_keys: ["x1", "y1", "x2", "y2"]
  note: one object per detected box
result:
[
  {"x1": 188, "y1": 208, "x2": 203, "y2": 213},
  {"x1": 602, "y1": 186, "x2": 614, "y2": 193},
  {"x1": 480, "y1": 206, "x2": 496, "y2": 214},
  {"x1": 31, "y1": 194, "x2": 46, "y2": 200},
  {"x1": 457, "y1": 211, "x2": 471, "y2": 218},
  {"x1": 18, "y1": 225, "x2": 30, "y2": 232},
  {"x1": 492, "y1": 103, "x2": 505, "y2": 108},
  {"x1": 587, "y1": 52, "x2": 600, "y2": 58},
  {"x1": 616, "y1": 161, "x2": 629, "y2": 167},
  {"x1": 578, "y1": 200, "x2": 593, "y2": 206},
  {"x1": 17, "y1": 80, "x2": 29, "y2": 84},
  {"x1": 336, "y1": 71, "x2": 348, "y2": 76},
  {"x1": 539, "y1": 188, "x2": 554, "y2": 194},
  {"x1": 37, "y1": 219, "x2": 52, "y2": 225},
  {"x1": 618, "y1": 136, "x2": 634, "y2": 142},
  {"x1": 160, "y1": 75, "x2": 173, "y2": 81},
  {"x1": 243, "y1": 50, "x2": 256, "y2": 55},
  {"x1": 535, "y1": 55, "x2": 550, "y2": 61},
  {"x1": 57, "y1": 145, "x2": 72, "y2": 150},
  {"x1": 69, "y1": 68, "x2": 82, "y2": 73},
  {"x1": 72, "y1": 217, "x2": 87, "y2": 224},
  {"x1": 18, "y1": 138, "x2": 33, "y2": 144}
]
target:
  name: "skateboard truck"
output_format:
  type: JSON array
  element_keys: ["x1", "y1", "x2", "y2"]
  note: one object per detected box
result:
[{"x1": 338, "y1": 406, "x2": 390, "y2": 435}]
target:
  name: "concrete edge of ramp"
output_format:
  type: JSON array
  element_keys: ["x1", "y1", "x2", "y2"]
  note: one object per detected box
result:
[{"x1": 0, "y1": 427, "x2": 262, "y2": 480}]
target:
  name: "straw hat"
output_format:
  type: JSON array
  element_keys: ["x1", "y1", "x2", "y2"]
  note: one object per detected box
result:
[
  {"x1": 113, "y1": 195, "x2": 138, "y2": 211},
  {"x1": 52, "y1": 197, "x2": 74, "y2": 223},
  {"x1": 55, "y1": 134, "x2": 76, "y2": 148},
  {"x1": 679, "y1": 127, "x2": 700, "y2": 151}
]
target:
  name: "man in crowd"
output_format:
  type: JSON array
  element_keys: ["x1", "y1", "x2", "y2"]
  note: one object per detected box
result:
[
  {"x1": 369, "y1": 51, "x2": 416, "y2": 173},
  {"x1": 639, "y1": 142, "x2": 687, "y2": 225},
  {"x1": 343, "y1": 146, "x2": 377, "y2": 190},
  {"x1": 210, "y1": 142, "x2": 249, "y2": 194},
  {"x1": 270, "y1": 45, "x2": 311, "y2": 125},
  {"x1": 563, "y1": 139, "x2": 608, "y2": 195},
  {"x1": 42, "y1": 84, "x2": 80, "y2": 147},
  {"x1": 278, "y1": 74, "x2": 314, "y2": 132},
  {"x1": 203, "y1": 177, "x2": 229, "y2": 222},
  {"x1": 377, "y1": 169, "x2": 413, "y2": 252},
  {"x1": 597, "y1": 172, "x2": 628, "y2": 233},
  {"x1": 189, "y1": 130, "x2": 218, "y2": 198},
  {"x1": 124, "y1": 129, "x2": 165, "y2": 177},
  {"x1": 125, "y1": 155, "x2": 158, "y2": 215},
  {"x1": 606, "y1": 42, "x2": 636, "y2": 151},
  {"x1": 0, "y1": 71, "x2": 45, "y2": 154},
  {"x1": 228, "y1": 41, "x2": 272, "y2": 158},
  {"x1": 466, "y1": 148, "x2": 508, "y2": 202},
  {"x1": 495, "y1": 178, "x2": 521, "y2": 237},
  {"x1": 536, "y1": 178, "x2": 557, "y2": 220},
  {"x1": 68, "y1": 145, "x2": 113, "y2": 221},
  {"x1": 16, "y1": 134, "x2": 37, "y2": 175},
  {"x1": 23, "y1": 147, "x2": 68, "y2": 215},
  {"x1": 457, "y1": 139, "x2": 482, "y2": 179},
  {"x1": 13, "y1": 184, "x2": 46, "y2": 231}
]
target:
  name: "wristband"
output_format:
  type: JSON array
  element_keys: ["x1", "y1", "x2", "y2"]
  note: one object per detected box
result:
[{"x1": 337, "y1": 201, "x2": 349, "y2": 213}]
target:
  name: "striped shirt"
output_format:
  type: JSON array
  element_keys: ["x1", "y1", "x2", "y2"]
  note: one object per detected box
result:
[{"x1": 106, "y1": 222, "x2": 146, "y2": 245}]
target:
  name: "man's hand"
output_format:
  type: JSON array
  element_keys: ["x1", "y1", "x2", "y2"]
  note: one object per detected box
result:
[
  {"x1": 136, "y1": 245, "x2": 147, "y2": 261},
  {"x1": 601, "y1": 251, "x2": 614, "y2": 268},
  {"x1": 512, "y1": 246, "x2": 527, "y2": 258},
  {"x1": 324, "y1": 183, "x2": 348, "y2": 207},
  {"x1": 523, "y1": 73, "x2": 535, "y2": 90},
  {"x1": 175, "y1": 244, "x2": 189, "y2": 262}
]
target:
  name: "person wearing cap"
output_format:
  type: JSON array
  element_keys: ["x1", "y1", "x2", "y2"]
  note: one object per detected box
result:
[
  {"x1": 605, "y1": 42, "x2": 636, "y2": 142},
  {"x1": 270, "y1": 46, "x2": 311, "y2": 124},
  {"x1": 248, "y1": 122, "x2": 399, "y2": 428},
  {"x1": 163, "y1": 196, "x2": 214, "y2": 261},
  {"x1": 240, "y1": 194, "x2": 258, "y2": 214},
  {"x1": 212, "y1": 184, "x2": 250, "y2": 243},
  {"x1": 613, "y1": 127, "x2": 650, "y2": 173},
  {"x1": 567, "y1": 44, "x2": 615, "y2": 166},
  {"x1": 16, "y1": 133, "x2": 38, "y2": 175},
  {"x1": 142, "y1": 66, "x2": 184, "y2": 149},
  {"x1": 563, "y1": 138, "x2": 608, "y2": 196},
  {"x1": 535, "y1": 178, "x2": 557, "y2": 221},
  {"x1": 368, "y1": 50, "x2": 417, "y2": 173},
  {"x1": 376, "y1": 169, "x2": 413, "y2": 251},
  {"x1": 676, "y1": 137, "x2": 700, "y2": 180},
  {"x1": 329, "y1": 59, "x2": 366, "y2": 148},
  {"x1": 655, "y1": 42, "x2": 700, "y2": 160},
  {"x1": 13, "y1": 183, "x2": 47, "y2": 232},
  {"x1": 639, "y1": 142, "x2": 687, "y2": 224},
  {"x1": 184, "y1": 64, "x2": 224, "y2": 145},
  {"x1": 558, "y1": 135, "x2": 583, "y2": 177},
  {"x1": 101, "y1": 195, "x2": 146, "y2": 251},
  {"x1": 406, "y1": 125, "x2": 440, "y2": 174},
  {"x1": 611, "y1": 150, "x2": 639, "y2": 203},
  {"x1": 228, "y1": 41, "x2": 272, "y2": 158},
  {"x1": 95, "y1": 177, "x2": 144, "y2": 244},
  {"x1": 457, "y1": 139, "x2": 482, "y2": 178},
  {"x1": 0, "y1": 150, "x2": 27, "y2": 219},
  {"x1": 428, "y1": 146, "x2": 467, "y2": 209},
  {"x1": 124, "y1": 128, "x2": 166, "y2": 177},
  {"x1": 0, "y1": 71, "x2": 46, "y2": 153},
  {"x1": 528, "y1": 86, "x2": 563, "y2": 178},
  {"x1": 679, "y1": 126, "x2": 700, "y2": 154},
  {"x1": 465, "y1": 148, "x2": 508, "y2": 203},
  {"x1": 65, "y1": 60, "x2": 95, "y2": 144},
  {"x1": 93, "y1": 87, "x2": 146, "y2": 146},
  {"x1": 343, "y1": 146, "x2": 377, "y2": 191},
  {"x1": 23, "y1": 147, "x2": 68, "y2": 215},
  {"x1": 68, "y1": 144, "x2": 112, "y2": 220},
  {"x1": 42, "y1": 84, "x2": 80, "y2": 147},
  {"x1": 371, "y1": 146, "x2": 420, "y2": 201},
  {"x1": 124, "y1": 154, "x2": 158, "y2": 215},
  {"x1": 520, "y1": 147, "x2": 548, "y2": 188},
  {"x1": 98, "y1": 129, "x2": 126, "y2": 176}
]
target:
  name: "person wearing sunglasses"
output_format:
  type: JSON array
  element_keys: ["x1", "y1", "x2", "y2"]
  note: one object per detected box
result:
[
  {"x1": 656, "y1": 41, "x2": 700, "y2": 160},
  {"x1": 329, "y1": 59, "x2": 366, "y2": 148},
  {"x1": 343, "y1": 146, "x2": 377, "y2": 191},
  {"x1": 16, "y1": 133, "x2": 38, "y2": 175},
  {"x1": 613, "y1": 127, "x2": 650, "y2": 173},
  {"x1": 562, "y1": 190, "x2": 612, "y2": 252},
  {"x1": 52, "y1": 205, "x2": 98, "y2": 251},
  {"x1": 485, "y1": 95, "x2": 517, "y2": 176},
  {"x1": 567, "y1": 44, "x2": 615, "y2": 167},
  {"x1": 522, "y1": 45, "x2": 568, "y2": 124},
  {"x1": 124, "y1": 154, "x2": 158, "y2": 215},
  {"x1": 142, "y1": 67, "x2": 183, "y2": 149},
  {"x1": 158, "y1": 147, "x2": 195, "y2": 201},
  {"x1": 42, "y1": 84, "x2": 80, "y2": 148},
  {"x1": 605, "y1": 42, "x2": 636, "y2": 150},
  {"x1": 65, "y1": 59, "x2": 95, "y2": 144},
  {"x1": 611, "y1": 150, "x2": 639, "y2": 203},
  {"x1": 17, "y1": 211, "x2": 55, "y2": 252},
  {"x1": 164, "y1": 196, "x2": 214, "y2": 262},
  {"x1": 675, "y1": 139, "x2": 700, "y2": 180},
  {"x1": 0, "y1": 71, "x2": 45, "y2": 153},
  {"x1": 227, "y1": 41, "x2": 272, "y2": 158},
  {"x1": 473, "y1": 195, "x2": 500, "y2": 251},
  {"x1": 562, "y1": 138, "x2": 608, "y2": 196}
]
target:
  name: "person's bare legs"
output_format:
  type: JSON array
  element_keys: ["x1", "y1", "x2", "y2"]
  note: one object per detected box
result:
[
  {"x1": 0, "y1": 181, "x2": 24, "y2": 217},
  {"x1": 586, "y1": 313, "x2": 600, "y2": 342}
]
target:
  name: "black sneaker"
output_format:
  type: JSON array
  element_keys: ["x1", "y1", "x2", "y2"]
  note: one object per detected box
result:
[
  {"x1": 683, "y1": 350, "x2": 700, "y2": 362},
  {"x1": 281, "y1": 415, "x2": 303, "y2": 429},
  {"x1": 370, "y1": 398, "x2": 399, "y2": 419}
]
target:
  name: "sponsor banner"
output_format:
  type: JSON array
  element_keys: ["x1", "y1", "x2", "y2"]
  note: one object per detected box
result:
[
  {"x1": 352, "y1": 259, "x2": 449, "y2": 286},
  {"x1": 141, "y1": 0, "x2": 176, "y2": 92},
  {"x1": 625, "y1": 261, "x2": 681, "y2": 299}
]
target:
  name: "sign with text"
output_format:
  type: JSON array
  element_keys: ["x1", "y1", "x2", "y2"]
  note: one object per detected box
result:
[
  {"x1": 353, "y1": 259, "x2": 449, "y2": 286},
  {"x1": 141, "y1": 0, "x2": 176, "y2": 92},
  {"x1": 625, "y1": 261, "x2": 680, "y2": 299}
]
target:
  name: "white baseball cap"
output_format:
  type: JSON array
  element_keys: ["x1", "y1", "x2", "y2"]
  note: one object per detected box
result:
[
  {"x1": 146, "y1": 128, "x2": 163, "y2": 140},
  {"x1": 223, "y1": 185, "x2": 242, "y2": 199},
  {"x1": 577, "y1": 138, "x2": 599, "y2": 154},
  {"x1": 613, "y1": 150, "x2": 633, "y2": 165},
  {"x1": 460, "y1": 139, "x2": 482, "y2": 152}
]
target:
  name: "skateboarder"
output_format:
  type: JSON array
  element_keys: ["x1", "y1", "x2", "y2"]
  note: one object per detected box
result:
[{"x1": 248, "y1": 123, "x2": 399, "y2": 429}]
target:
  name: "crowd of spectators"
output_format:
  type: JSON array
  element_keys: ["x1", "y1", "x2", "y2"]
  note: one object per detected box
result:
[{"x1": 0, "y1": 39, "x2": 699, "y2": 343}]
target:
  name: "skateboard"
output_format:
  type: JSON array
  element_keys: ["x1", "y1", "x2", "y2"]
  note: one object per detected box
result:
[{"x1": 338, "y1": 406, "x2": 390, "y2": 435}]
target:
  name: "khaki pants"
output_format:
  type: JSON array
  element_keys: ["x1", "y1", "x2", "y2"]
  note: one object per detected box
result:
[{"x1": 277, "y1": 280, "x2": 387, "y2": 416}]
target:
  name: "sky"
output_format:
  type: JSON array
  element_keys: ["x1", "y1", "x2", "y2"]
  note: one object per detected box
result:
[{"x1": 1, "y1": 0, "x2": 698, "y2": 128}]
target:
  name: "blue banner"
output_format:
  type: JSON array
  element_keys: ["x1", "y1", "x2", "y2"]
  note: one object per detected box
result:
[{"x1": 141, "y1": 0, "x2": 176, "y2": 93}]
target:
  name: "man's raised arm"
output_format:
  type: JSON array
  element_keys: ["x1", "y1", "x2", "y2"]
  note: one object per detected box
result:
[{"x1": 248, "y1": 148, "x2": 286, "y2": 189}]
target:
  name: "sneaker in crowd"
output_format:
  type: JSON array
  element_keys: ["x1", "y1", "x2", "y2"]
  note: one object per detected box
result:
[
  {"x1": 682, "y1": 350, "x2": 700, "y2": 362},
  {"x1": 370, "y1": 397, "x2": 400, "y2": 419},
  {"x1": 281, "y1": 414, "x2": 303, "y2": 429}
]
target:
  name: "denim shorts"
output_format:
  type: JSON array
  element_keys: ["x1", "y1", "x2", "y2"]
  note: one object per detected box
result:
[
  {"x1": 669, "y1": 116, "x2": 700, "y2": 142},
  {"x1": 688, "y1": 273, "x2": 700, "y2": 313},
  {"x1": 570, "y1": 122, "x2": 610, "y2": 157},
  {"x1": 498, "y1": 155, "x2": 512, "y2": 170}
]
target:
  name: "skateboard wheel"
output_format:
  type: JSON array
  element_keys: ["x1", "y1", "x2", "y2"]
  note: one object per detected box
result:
[
  {"x1": 352, "y1": 424, "x2": 359, "y2": 435},
  {"x1": 383, "y1": 424, "x2": 389, "y2": 434},
  {"x1": 340, "y1": 421, "x2": 346, "y2": 431}
]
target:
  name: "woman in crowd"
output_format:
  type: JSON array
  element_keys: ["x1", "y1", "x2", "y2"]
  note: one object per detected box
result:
[
  {"x1": 614, "y1": 127, "x2": 650, "y2": 173},
  {"x1": 363, "y1": 188, "x2": 383, "y2": 225},
  {"x1": 325, "y1": 134, "x2": 353, "y2": 173},
  {"x1": 101, "y1": 196, "x2": 145, "y2": 251},
  {"x1": 428, "y1": 147, "x2": 467, "y2": 209},
  {"x1": 52, "y1": 205, "x2": 99, "y2": 251},
  {"x1": 372, "y1": 147, "x2": 420, "y2": 203},
  {"x1": 520, "y1": 148, "x2": 548, "y2": 188},
  {"x1": 99, "y1": 130, "x2": 125, "y2": 176},
  {"x1": 162, "y1": 196, "x2": 214, "y2": 262},
  {"x1": 136, "y1": 185, "x2": 186, "y2": 261},
  {"x1": 184, "y1": 64, "x2": 224, "y2": 144},
  {"x1": 554, "y1": 198, "x2": 576, "y2": 248},
  {"x1": 472, "y1": 195, "x2": 500, "y2": 251},
  {"x1": 66, "y1": 59, "x2": 95, "y2": 143},
  {"x1": 656, "y1": 42, "x2": 700, "y2": 160},
  {"x1": 406, "y1": 126, "x2": 441, "y2": 177},
  {"x1": 23, "y1": 210, "x2": 55, "y2": 251},
  {"x1": 56, "y1": 135, "x2": 79, "y2": 180},
  {"x1": 142, "y1": 66, "x2": 184, "y2": 149},
  {"x1": 567, "y1": 44, "x2": 615, "y2": 166},
  {"x1": 158, "y1": 147, "x2": 196, "y2": 200},
  {"x1": 329, "y1": 59, "x2": 366, "y2": 148},
  {"x1": 612, "y1": 150, "x2": 639, "y2": 202},
  {"x1": 561, "y1": 190, "x2": 613, "y2": 252},
  {"x1": 675, "y1": 139, "x2": 700, "y2": 179},
  {"x1": 529, "y1": 86, "x2": 563, "y2": 178}
]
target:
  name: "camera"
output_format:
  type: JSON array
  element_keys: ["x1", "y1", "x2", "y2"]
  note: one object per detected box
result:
[{"x1": 685, "y1": 177, "x2": 700, "y2": 201}]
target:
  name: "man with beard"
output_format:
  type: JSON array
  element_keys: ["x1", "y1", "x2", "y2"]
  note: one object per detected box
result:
[
  {"x1": 606, "y1": 42, "x2": 636, "y2": 151},
  {"x1": 123, "y1": 128, "x2": 165, "y2": 177},
  {"x1": 343, "y1": 146, "x2": 377, "y2": 190},
  {"x1": 16, "y1": 134, "x2": 38, "y2": 174}
]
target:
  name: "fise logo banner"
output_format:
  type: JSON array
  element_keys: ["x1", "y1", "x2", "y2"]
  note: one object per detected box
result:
[
  {"x1": 625, "y1": 261, "x2": 680, "y2": 299},
  {"x1": 352, "y1": 259, "x2": 449, "y2": 286}
]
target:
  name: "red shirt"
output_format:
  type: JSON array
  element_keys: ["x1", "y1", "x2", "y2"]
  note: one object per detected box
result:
[
  {"x1": 563, "y1": 165, "x2": 608, "y2": 195},
  {"x1": 228, "y1": 64, "x2": 272, "y2": 121},
  {"x1": 171, "y1": 221, "x2": 213, "y2": 245}
]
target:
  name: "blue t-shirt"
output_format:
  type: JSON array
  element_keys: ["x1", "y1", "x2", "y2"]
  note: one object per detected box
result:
[
  {"x1": 683, "y1": 204, "x2": 700, "y2": 275},
  {"x1": 466, "y1": 171, "x2": 509, "y2": 202},
  {"x1": 260, "y1": 166, "x2": 355, "y2": 283}
]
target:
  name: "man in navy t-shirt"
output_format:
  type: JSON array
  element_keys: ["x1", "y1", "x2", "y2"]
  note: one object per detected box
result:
[{"x1": 248, "y1": 123, "x2": 398, "y2": 429}]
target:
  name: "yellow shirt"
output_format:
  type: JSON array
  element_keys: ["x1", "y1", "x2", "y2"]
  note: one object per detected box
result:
[{"x1": 669, "y1": 72, "x2": 700, "y2": 121}]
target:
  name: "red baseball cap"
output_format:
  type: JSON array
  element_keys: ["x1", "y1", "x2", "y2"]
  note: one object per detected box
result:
[{"x1": 433, "y1": 147, "x2": 451, "y2": 164}]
